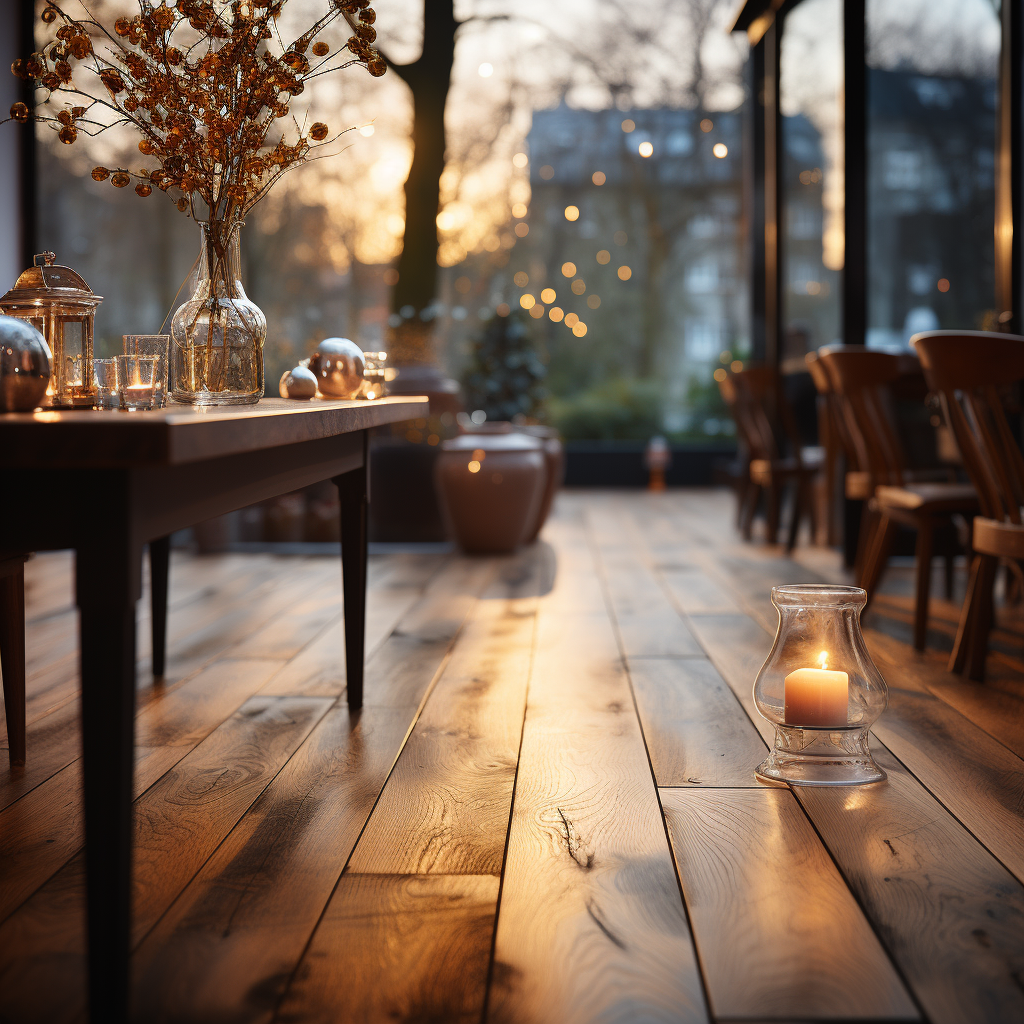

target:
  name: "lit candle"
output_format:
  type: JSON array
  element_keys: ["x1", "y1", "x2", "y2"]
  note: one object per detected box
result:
[{"x1": 784, "y1": 651, "x2": 849, "y2": 727}]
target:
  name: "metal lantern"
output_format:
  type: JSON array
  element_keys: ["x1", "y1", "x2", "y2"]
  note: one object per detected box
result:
[{"x1": 0, "y1": 252, "x2": 102, "y2": 407}]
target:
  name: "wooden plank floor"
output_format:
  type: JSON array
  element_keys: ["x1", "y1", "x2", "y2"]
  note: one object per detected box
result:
[{"x1": 2, "y1": 490, "x2": 1024, "y2": 1023}]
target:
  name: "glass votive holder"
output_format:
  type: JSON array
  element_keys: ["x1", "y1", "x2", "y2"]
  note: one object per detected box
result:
[
  {"x1": 753, "y1": 585, "x2": 888, "y2": 787},
  {"x1": 360, "y1": 350, "x2": 388, "y2": 400},
  {"x1": 123, "y1": 335, "x2": 170, "y2": 407},
  {"x1": 117, "y1": 353, "x2": 160, "y2": 411},
  {"x1": 93, "y1": 358, "x2": 120, "y2": 409}
]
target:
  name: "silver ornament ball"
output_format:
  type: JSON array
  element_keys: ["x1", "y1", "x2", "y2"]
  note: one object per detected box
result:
[
  {"x1": 309, "y1": 337, "x2": 365, "y2": 398},
  {"x1": 279, "y1": 364, "x2": 318, "y2": 400},
  {"x1": 0, "y1": 314, "x2": 52, "y2": 412}
]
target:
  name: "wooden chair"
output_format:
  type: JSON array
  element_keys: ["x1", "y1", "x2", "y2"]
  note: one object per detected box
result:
[
  {"x1": 726, "y1": 366, "x2": 820, "y2": 552},
  {"x1": 818, "y1": 347, "x2": 977, "y2": 650},
  {"x1": 913, "y1": 330, "x2": 1024, "y2": 679},
  {"x1": 717, "y1": 373, "x2": 755, "y2": 533},
  {"x1": 808, "y1": 347, "x2": 891, "y2": 572},
  {"x1": 805, "y1": 350, "x2": 857, "y2": 547}
]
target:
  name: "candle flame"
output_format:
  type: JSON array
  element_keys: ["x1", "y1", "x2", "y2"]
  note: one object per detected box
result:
[{"x1": 818, "y1": 651, "x2": 829, "y2": 671}]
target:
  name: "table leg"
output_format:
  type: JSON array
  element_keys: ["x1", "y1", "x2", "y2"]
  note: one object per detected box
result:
[
  {"x1": 149, "y1": 536, "x2": 171, "y2": 679},
  {"x1": 77, "y1": 539, "x2": 142, "y2": 1024},
  {"x1": 335, "y1": 435, "x2": 368, "y2": 710},
  {"x1": 0, "y1": 558, "x2": 27, "y2": 767}
]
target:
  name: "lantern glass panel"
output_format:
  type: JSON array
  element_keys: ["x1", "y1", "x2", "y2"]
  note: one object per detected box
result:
[{"x1": 0, "y1": 255, "x2": 101, "y2": 407}]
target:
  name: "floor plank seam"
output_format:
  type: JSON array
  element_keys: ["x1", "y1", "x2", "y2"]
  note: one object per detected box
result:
[
  {"x1": 689, "y1": 558, "x2": 1024, "y2": 887},
  {"x1": 582, "y1": 503, "x2": 717, "y2": 1024},
  {"x1": 784, "y1": 770, "x2": 933, "y2": 1024},
  {"x1": 479, "y1": 584, "x2": 540, "y2": 1024},
  {"x1": 655, "y1": 510, "x2": 981, "y2": 1023},
  {"x1": 127, "y1": 695, "x2": 338, "y2": 961},
  {"x1": 614, "y1": 509, "x2": 928, "y2": 1019},
  {"x1": 267, "y1": 573, "x2": 493, "y2": 1023}
]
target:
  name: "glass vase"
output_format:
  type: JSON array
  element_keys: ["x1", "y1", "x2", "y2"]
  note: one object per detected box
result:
[
  {"x1": 753, "y1": 585, "x2": 888, "y2": 786},
  {"x1": 170, "y1": 221, "x2": 266, "y2": 405}
]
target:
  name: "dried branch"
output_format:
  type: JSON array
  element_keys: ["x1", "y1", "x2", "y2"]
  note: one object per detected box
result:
[{"x1": 4, "y1": 0, "x2": 387, "y2": 225}]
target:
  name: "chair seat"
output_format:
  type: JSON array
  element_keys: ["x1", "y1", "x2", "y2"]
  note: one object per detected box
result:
[
  {"x1": 875, "y1": 481, "x2": 977, "y2": 513},
  {"x1": 750, "y1": 457, "x2": 818, "y2": 486},
  {"x1": 973, "y1": 516, "x2": 1024, "y2": 559},
  {"x1": 845, "y1": 470, "x2": 873, "y2": 500}
]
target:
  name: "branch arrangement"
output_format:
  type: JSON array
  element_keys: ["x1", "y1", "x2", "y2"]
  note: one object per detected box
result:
[{"x1": 6, "y1": 0, "x2": 386, "y2": 224}]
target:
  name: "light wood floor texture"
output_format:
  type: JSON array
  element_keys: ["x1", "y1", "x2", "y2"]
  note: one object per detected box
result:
[{"x1": 2, "y1": 489, "x2": 1024, "y2": 1024}]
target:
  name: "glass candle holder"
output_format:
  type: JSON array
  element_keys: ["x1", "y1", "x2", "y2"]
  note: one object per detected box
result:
[
  {"x1": 117, "y1": 354, "x2": 160, "y2": 411},
  {"x1": 92, "y1": 357, "x2": 119, "y2": 409},
  {"x1": 124, "y1": 335, "x2": 170, "y2": 407},
  {"x1": 360, "y1": 350, "x2": 388, "y2": 400},
  {"x1": 753, "y1": 585, "x2": 887, "y2": 787}
]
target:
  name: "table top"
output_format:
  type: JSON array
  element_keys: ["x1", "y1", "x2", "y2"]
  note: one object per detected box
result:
[{"x1": 0, "y1": 396, "x2": 429, "y2": 468}]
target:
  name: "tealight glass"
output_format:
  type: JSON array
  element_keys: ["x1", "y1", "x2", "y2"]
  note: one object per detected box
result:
[
  {"x1": 123, "y1": 334, "x2": 170, "y2": 407},
  {"x1": 753, "y1": 585, "x2": 887, "y2": 786},
  {"x1": 360, "y1": 350, "x2": 388, "y2": 400},
  {"x1": 92, "y1": 358, "x2": 119, "y2": 410},
  {"x1": 117, "y1": 354, "x2": 160, "y2": 411}
]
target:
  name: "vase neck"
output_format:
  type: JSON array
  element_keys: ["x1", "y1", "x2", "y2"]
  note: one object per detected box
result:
[{"x1": 197, "y1": 221, "x2": 246, "y2": 300}]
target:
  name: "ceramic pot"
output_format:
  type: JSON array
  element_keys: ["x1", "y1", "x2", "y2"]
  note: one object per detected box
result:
[
  {"x1": 456, "y1": 422, "x2": 564, "y2": 543},
  {"x1": 435, "y1": 433, "x2": 546, "y2": 553},
  {"x1": 519, "y1": 427, "x2": 565, "y2": 543}
]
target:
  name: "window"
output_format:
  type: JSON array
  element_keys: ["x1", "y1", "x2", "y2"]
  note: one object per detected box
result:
[
  {"x1": 780, "y1": 0, "x2": 843, "y2": 363},
  {"x1": 866, "y1": 0, "x2": 999, "y2": 346}
]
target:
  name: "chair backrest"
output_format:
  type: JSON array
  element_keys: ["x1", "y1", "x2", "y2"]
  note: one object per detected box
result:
[
  {"x1": 718, "y1": 373, "x2": 754, "y2": 457},
  {"x1": 806, "y1": 349, "x2": 858, "y2": 468},
  {"x1": 913, "y1": 330, "x2": 1024, "y2": 523},
  {"x1": 817, "y1": 347, "x2": 909, "y2": 487},
  {"x1": 728, "y1": 365, "x2": 805, "y2": 466}
]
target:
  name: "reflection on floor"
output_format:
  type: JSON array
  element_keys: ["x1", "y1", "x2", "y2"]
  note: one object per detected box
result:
[{"x1": 2, "y1": 489, "x2": 1023, "y2": 1023}]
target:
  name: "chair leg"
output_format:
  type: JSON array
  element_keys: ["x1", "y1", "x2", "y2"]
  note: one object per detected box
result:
[
  {"x1": 785, "y1": 480, "x2": 803, "y2": 553},
  {"x1": 843, "y1": 496, "x2": 863, "y2": 568},
  {"x1": 806, "y1": 474, "x2": 821, "y2": 546},
  {"x1": 0, "y1": 563, "x2": 27, "y2": 767},
  {"x1": 1003, "y1": 563, "x2": 1021, "y2": 606},
  {"x1": 913, "y1": 518, "x2": 934, "y2": 652},
  {"x1": 950, "y1": 554, "x2": 982, "y2": 674},
  {"x1": 860, "y1": 513, "x2": 896, "y2": 611},
  {"x1": 825, "y1": 447, "x2": 840, "y2": 547},
  {"x1": 766, "y1": 484, "x2": 781, "y2": 545},
  {"x1": 740, "y1": 483, "x2": 761, "y2": 541},
  {"x1": 944, "y1": 549, "x2": 955, "y2": 601},
  {"x1": 966, "y1": 556, "x2": 998, "y2": 682},
  {"x1": 853, "y1": 504, "x2": 876, "y2": 582},
  {"x1": 735, "y1": 469, "x2": 751, "y2": 529}
]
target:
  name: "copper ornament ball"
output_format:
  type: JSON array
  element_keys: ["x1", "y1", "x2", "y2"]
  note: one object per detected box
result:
[
  {"x1": 309, "y1": 338, "x2": 365, "y2": 398},
  {"x1": 0, "y1": 314, "x2": 52, "y2": 412},
  {"x1": 279, "y1": 364, "x2": 318, "y2": 400}
]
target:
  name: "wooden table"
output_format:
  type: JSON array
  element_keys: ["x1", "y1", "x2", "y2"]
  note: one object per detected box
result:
[{"x1": 0, "y1": 395, "x2": 427, "y2": 1023}]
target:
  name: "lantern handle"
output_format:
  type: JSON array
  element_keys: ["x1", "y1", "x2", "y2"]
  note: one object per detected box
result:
[{"x1": 33, "y1": 252, "x2": 57, "y2": 267}]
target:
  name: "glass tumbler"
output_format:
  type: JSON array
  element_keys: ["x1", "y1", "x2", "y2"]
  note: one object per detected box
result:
[
  {"x1": 117, "y1": 354, "x2": 161, "y2": 411},
  {"x1": 360, "y1": 350, "x2": 388, "y2": 400},
  {"x1": 124, "y1": 335, "x2": 170, "y2": 407},
  {"x1": 753, "y1": 585, "x2": 888, "y2": 786},
  {"x1": 93, "y1": 358, "x2": 119, "y2": 409}
]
